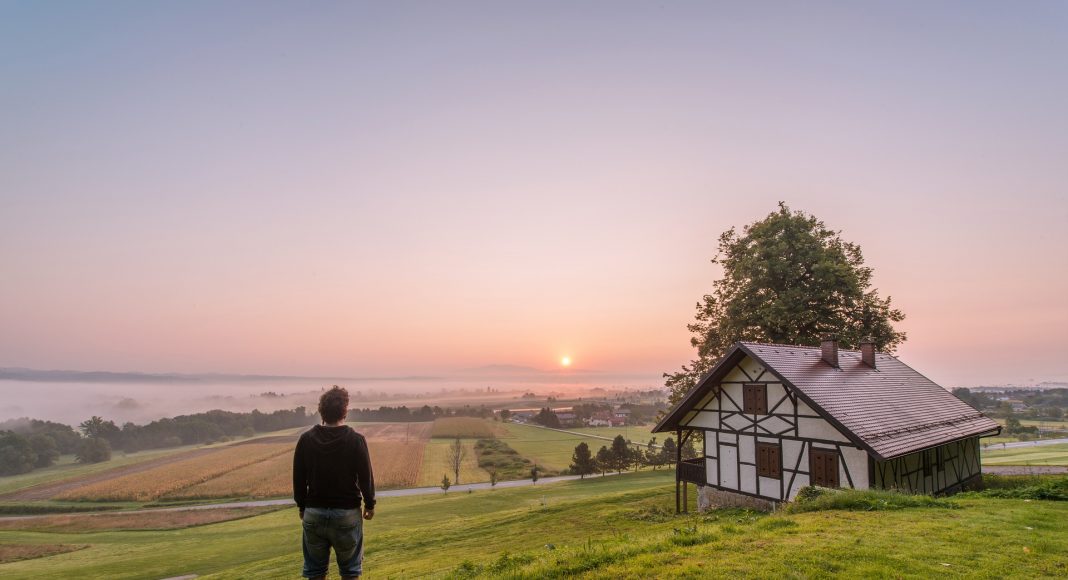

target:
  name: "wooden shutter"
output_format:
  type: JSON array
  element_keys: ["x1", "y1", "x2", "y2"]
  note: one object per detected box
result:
[
  {"x1": 757, "y1": 442, "x2": 781, "y2": 479},
  {"x1": 743, "y1": 384, "x2": 768, "y2": 415},
  {"x1": 810, "y1": 448, "x2": 839, "y2": 488}
]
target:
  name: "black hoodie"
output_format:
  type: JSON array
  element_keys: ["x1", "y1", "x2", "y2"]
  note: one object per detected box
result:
[{"x1": 293, "y1": 425, "x2": 376, "y2": 511}]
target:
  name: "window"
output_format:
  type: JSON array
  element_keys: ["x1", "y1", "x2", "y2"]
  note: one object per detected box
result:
[
  {"x1": 756, "y1": 442, "x2": 781, "y2": 479},
  {"x1": 809, "y1": 448, "x2": 840, "y2": 488},
  {"x1": 743, "y1": 384, "x2": 768, "y2": 414}
]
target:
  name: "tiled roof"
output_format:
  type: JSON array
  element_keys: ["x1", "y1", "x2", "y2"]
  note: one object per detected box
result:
[{"x1": 655, "y1": 342, "x2": 1000, "y2": 460}]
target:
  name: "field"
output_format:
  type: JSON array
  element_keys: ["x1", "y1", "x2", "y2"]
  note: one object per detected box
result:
[
  {"x1": 417, "y1": 438, "x2": 487, "y2": 486},
  {"x1": 431, "y1": 417, "x2": 505, "y2": 439},
  {"x1": 983, "y1": 443, "x2": 1068, "y2": 467},
  {"x1": 0, "y1": 507, "x2": 280, "y2": 532},
  {"x1": 0, "y1": 471, "x2": 1065, "y2": 578},
  {"x1": 498, "y1": 423, "x2": 653, "y2": 472}
]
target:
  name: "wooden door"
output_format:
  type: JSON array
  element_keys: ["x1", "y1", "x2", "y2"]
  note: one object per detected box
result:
[{"x1": 809, "y1": 448, "x2": 840, "y2": 488}]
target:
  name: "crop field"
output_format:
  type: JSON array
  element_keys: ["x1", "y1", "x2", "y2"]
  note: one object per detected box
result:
[
  {"x1": 1, "y1": 472, "x2": 1066, "y2": 578},
  {"x1": 55, "y1": 443, "x2": 292, "y2": 502},
  {"x1": 983, "y1": 443, "x2": 1068, "y2": 466},
  {"x1": 418, "y1": 438, "x2": 487, "y2": 486},
  {"x1": 351, "y1": 421, "x2": 433, "y2": 442},
  {"x1": 0, "y1": 543, "x2": 87, "y2": 565},
  {"x1": 430, "y1": 417, "x2": 504, "y2": 439}
]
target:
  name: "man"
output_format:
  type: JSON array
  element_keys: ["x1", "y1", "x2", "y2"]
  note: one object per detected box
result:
[{"x1": 294, "y1": 386, "x2": 376, "y2": 580}]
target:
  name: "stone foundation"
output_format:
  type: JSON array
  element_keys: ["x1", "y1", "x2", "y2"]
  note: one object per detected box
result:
[{"x1": 697, "y1": 485, "x2": 778, "y2": 512}]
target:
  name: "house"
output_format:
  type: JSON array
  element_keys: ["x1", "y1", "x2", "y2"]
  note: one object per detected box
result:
[
  {"x1": 654, "y1": 337, "x2": 1000, "y2": 511},
  {"x1": 589, "y1": 411, "x2": 625, "y2": 427},
  {"x1": 614, "y1": 408, "x2": 631, "y2": 419},
  {"x1": 556, "y1": 412, "x2": 577, "y2": 427}
]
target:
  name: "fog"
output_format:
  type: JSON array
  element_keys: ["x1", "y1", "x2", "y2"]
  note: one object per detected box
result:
[{"x1": 0, "y1": 371, "x2": 663, "y2": 427}]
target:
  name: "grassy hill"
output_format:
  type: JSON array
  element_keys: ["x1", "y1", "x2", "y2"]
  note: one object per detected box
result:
[{"x1": 1, "y1": 471, "x2": 1065, "y2": 579}]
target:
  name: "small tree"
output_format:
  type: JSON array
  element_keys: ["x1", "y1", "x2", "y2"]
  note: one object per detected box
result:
[
  {"x1": 531, "y1": 464, "x2": 539, "y2": 485},
  {"x1": 609, "y1": 435, "x2": 632, "y2": 474},
  {"x1": 76, "y1": 437, "x2": 111, "y2": 464},
  {"x1": 500, "y1": 409, "x2": 512, "y2": 422},
  {"x1": 441, "y1": 474, "x2": 451, "y2": 494},
  {"x1": 448, "y1": 438, "x2": 467, "y2": 484},
  {"x1": 489, "y1": 468, "x2": 498, "y2": 488},
  {"x1": 660, "y1": 437, "x2": 678, "y2": 466},
  {"x1": 0, "y1": 432, "x2": 37, "y2": 475},
  {"x1": 595, "y1": 446, "x2": 612, "y2": 476},
  {"x1": 570, "y1": 441, "x2": 596, "y2": 478},
  {"x1": 643, "y1": 437, "x2": 660, "y2": 470},
  {"x1": 29, "y1": 434, "x2": 59, "y2": 468}
]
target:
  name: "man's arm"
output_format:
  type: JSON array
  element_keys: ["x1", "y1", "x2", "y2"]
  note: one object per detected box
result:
[
  {"x1": 293, "y1": 436, "x2": 307, "y2": 516},
  {"x1": 354, "y1": 434, "x2": 375, "y2": 515}
]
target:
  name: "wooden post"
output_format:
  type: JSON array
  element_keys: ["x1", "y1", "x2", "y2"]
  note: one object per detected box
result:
[{"x1": 675, "y1": 428, "x2": 681, "y2": 513}]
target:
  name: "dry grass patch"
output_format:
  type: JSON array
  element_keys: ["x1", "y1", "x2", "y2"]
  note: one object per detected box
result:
[
  {"x1": 0, "y1": 507, "x2": 279, "y2": 533},
  {"x1": 432, "y1": 418, "x2": 502, "y2": 439},
  {"x1": 355, "y1": 422, "x2": 434, "y2": 442},
  {"x1": 56, "y1": 443, "x2": 291, "y2": 502},
  {"x1": 0, "y1": 543, "x2": 87, "y2": 564}
]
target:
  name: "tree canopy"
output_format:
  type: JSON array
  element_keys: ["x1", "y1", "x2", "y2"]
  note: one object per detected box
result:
[{"x1": 665, "y1": 203, "x2": 906, "y2": 404}]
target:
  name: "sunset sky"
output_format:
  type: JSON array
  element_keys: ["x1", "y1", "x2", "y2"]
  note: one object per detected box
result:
[{"x1": 2, "y1": 1, "x2": 1066, "y2": 387}]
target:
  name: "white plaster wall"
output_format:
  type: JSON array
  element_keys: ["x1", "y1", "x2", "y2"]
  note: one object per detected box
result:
[
  {"x1": 706, "y1": 458, "x2": 719, "y2": 486},
  {"x1": 686, "y1": 410, "x2": 720, "y2": 429},
  {"x1": 740, "y1": 464, "x2": 757, "y2": 494},
  {"x1": 797, "y1": 417, "x2": 850, "y2": 442},
  {"x1": 841, "y1": 446, "x2": 869, "y2": 489},
  {"x1": 720, "y1": 444, "x2": 738, "y2": 489},
  {"x1": 758, "y1": 476, "x2": 782, "y2": 500}
]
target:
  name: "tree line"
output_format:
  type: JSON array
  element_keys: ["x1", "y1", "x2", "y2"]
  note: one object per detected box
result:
[
  {"x1": 568, "y1": 435, "x2": 697, "y2": 478},
  {"x1": 347, "y1": 404, "x2": 495, "y2": 422},
  {"x1": 0, "y1": 407, "x2": 314, "y2": 476}
]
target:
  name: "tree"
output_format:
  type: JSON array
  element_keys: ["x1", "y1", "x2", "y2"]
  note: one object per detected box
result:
[
  {"x1": 440, "y1": 474, "x2": 451, "y2": 494},
  {"x1": 0, "y1": 432, "x2": 37, "y2": 475},
  {"x1": 78, "y1": 416, "x2": 120, "y2": 443},
  {"x1": 447, "y1": 438, "x2": 467, "y2": 484},
  {"x1": 29, "y1": 433, "x2": 59, "y2": 468},
  {"x1": 499, "y1": 409, "x2": 512, "y2": 422},
  {"x1": 643, "y1": 437, "x2": 661, "y2": 470},
  {"x1": 533, "y1": 408, "x2": 561, "y2": 428},
  {"x1": 570, "y1": 442, "x2": 596, "y2": 478},
  {"x1": 660, "y1": 437, "x2": 678, "y2": 467},
  {"x1": 531, "y1": 464, "x2": 539, "y2": 485},
  {"x1": 595, "y1": 445, "x2": 612, "y2": 476},
  {"x1": 664, "y1": 203, "x2": 906, "y2": 404},
  {"x1": 610, "y1": 435, "x2": 631, "y2": 474},
  {"x1": 489, "y1": 468, "x2": 499, "y2": 488},
  {"x1": 76, "y1": 437, "x2": 111, "y2": 464}
]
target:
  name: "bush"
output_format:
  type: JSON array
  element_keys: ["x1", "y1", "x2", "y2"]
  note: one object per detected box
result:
[
  {"x1": 76, "y1": 438, "x2": 112, "y2": 464},
  {"x1": 0, "y1": 432, "x2": 37, "y2": 475},
  {"x1": 29, "y1": 434, "x2": 59, "y2": 467},
  {"x1": 786, "y1": 486, "x2": 958, "y2": 513},
  {"x1": 962, "y1": 476, "x2": 1068, "y2": 501}
]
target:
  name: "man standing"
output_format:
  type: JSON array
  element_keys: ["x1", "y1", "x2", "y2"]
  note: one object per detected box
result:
[{"x1": 294, "y1": 386, "x2": 376, "y2": 580}]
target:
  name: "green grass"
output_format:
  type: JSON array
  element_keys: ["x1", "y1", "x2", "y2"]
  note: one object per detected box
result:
[
  {"x1": 983, "y1": 443, "x2": 1068, "y2": 466},
  {"x1": 499, "y1": 423, "x2": 651, "y2": 472},
  {"x1": 3, "y1": 470, "x2": 1066, "y2": 579},
  {"x1": 784, "y1": 486, "x2": 959, "y2": 513}
]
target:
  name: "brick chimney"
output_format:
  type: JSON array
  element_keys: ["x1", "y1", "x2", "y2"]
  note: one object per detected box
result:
[
  {"x1": 860, "y1": 337, "x2": 877, "y2": 369},
  {"x1": 820, "y1": 334, "x2": 839, "y2": 368}
]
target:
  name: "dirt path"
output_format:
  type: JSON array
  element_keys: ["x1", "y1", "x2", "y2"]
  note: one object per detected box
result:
[{"x1": 983, "y1": 465, "x2": 1068, "y2": 475}]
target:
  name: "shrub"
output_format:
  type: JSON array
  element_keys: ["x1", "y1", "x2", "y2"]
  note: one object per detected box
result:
[
  {"x1": 786, "y1": 486, "x2": 958, "y2": 513},
  {"x1": 962, "y1": 476, "x2": 1068, "y2": 501},
  {"x1": 75, "y1": 438, "x2": 112, "y2": 464}
]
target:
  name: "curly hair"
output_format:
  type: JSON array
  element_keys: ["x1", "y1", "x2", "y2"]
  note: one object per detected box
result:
[{"x1": 318, "y1": 385, "x2": 349, "y2": 424}]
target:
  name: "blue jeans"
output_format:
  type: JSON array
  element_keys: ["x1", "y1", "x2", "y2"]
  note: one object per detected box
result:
[{"x1": 302, "y1": 507, "x2": 364, "y2": 578}]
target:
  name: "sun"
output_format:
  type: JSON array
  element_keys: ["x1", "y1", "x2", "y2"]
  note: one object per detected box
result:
[{"x1": 560, "y1": 356, "x2": 572, "y2": 367}]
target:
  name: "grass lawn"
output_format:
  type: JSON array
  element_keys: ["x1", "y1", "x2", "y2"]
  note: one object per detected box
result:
[
  {"x1": 498, "y1": 423, "x2": 625, "y2": 472},
  {"x1": 417, "y1": 438, "x2": 488, "y2": 487},
  {"x1": 983, "y1": 443, "x2": 1068, "y2": 466},
  {"x1": 2, "y1": 471, "x2": 1065, "y2": 579}
]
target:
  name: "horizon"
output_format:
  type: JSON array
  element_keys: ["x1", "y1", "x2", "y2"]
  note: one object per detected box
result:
[{"x1": 3, "y1": 2, "x2": 1068, "y2": 392}]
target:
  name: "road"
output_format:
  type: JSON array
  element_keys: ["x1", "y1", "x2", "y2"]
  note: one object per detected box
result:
[{"x1": 984, "y1": 437, "x2": 1068, "y2": 449}]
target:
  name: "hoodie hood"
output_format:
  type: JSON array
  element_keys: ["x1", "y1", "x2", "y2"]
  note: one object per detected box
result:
[{"x1": 308, "y1": 424, "x2": 354, "y2": 448}]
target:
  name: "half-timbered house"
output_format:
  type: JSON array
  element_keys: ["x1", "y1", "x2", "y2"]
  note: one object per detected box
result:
[{"x1": 654, "y1": 336, "x2": 1000, "y2": 511}]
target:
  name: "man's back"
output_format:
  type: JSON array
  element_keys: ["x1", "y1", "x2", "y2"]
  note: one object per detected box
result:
[{"x1": 293, "y1": 425, "x2": 376, "y2": 511}]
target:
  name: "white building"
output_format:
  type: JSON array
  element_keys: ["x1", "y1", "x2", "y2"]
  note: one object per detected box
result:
[{"x1": 655, "y1": 337, "x2": 1000, "y2": 511}]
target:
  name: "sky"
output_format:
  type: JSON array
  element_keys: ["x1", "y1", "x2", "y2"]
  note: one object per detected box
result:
[{"x1": 1, "y1": 1, "x2": 1067, "y2": 388}]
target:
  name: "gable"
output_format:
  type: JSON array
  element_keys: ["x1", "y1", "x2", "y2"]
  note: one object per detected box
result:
[{"x1": 656, "y1": 342, "x2": 1000, "y2": 460}]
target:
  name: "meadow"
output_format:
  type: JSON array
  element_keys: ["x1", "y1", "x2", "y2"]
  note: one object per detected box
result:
[
  {"x1": 982, "y1": 443, "x2": 1068, "y2": 467},
  {"x1": 1, "y1": 471, "x2": 1065, "y2": 578}
]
